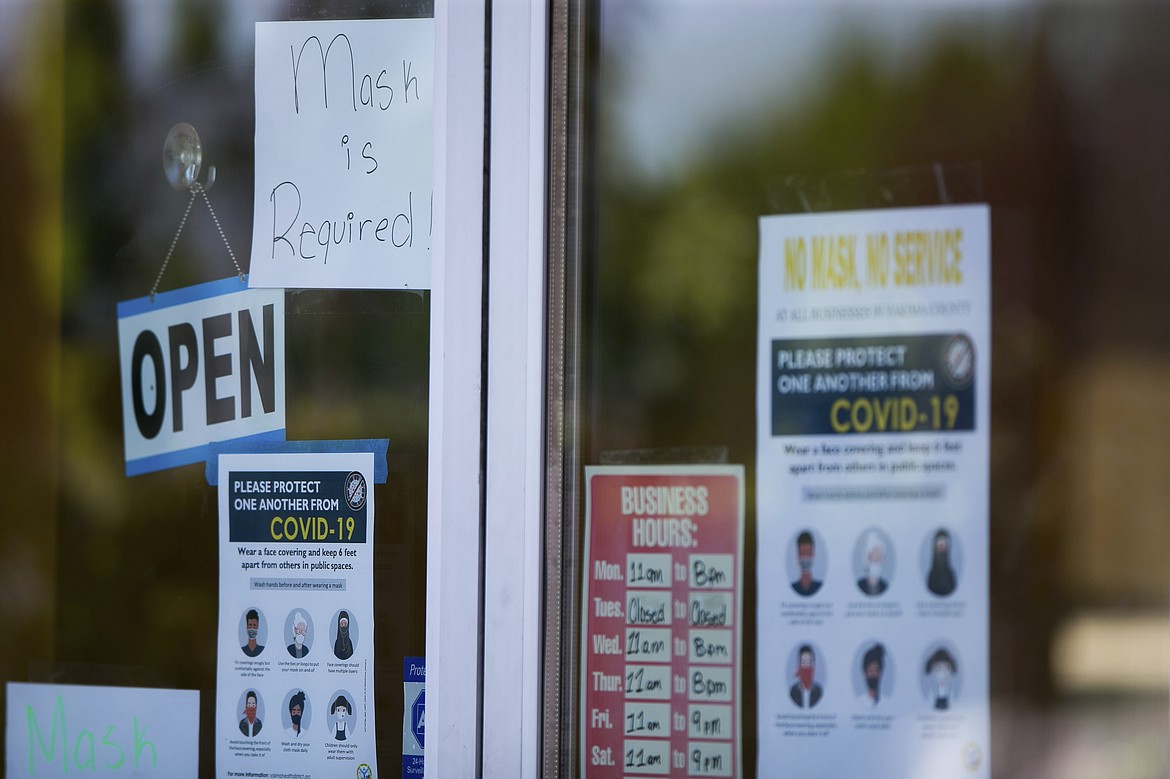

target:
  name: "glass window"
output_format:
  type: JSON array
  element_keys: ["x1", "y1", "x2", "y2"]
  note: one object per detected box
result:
[
  {"x1": 1, "y1": 2, "x2": 444, "y2": 774},
  {"x1": 548, "y1": 1, "x2": 1170, "y2": 777}
]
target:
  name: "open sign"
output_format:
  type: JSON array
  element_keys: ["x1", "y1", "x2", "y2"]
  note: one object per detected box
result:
[{"x1": 117, "y1": 277, "x2": 285, "y2": 476}]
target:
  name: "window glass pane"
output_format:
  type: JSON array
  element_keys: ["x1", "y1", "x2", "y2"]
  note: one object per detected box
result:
[
  {"x1": 2, "y1": 2, "x2": 432, "y2": 773},
  {"x1": 566, "y1": 2, "x2": 1170, "y2": 776}
]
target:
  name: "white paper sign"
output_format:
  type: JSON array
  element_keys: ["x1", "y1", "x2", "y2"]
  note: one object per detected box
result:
[
  {"x1": 117, "y1": 277, "x2": 285, "y2": 476},
  {"x1": 216, "y1": 451, "x2": 377, "y2": 778},
  {"x1": 755, "y1": 205, "x2": 991, "y2": 778},
  {"x1": 6, "y1": 682, "x2": 199, "y2": 778},
  {"x1": 250, "y1": 19, "x2": 434, "y2": 290}
]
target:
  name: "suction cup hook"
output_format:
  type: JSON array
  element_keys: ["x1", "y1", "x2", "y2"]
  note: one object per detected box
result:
[
  {"x1": 163, "y1": 122, "x2": 216, "y2": 192},
  {"x1": 151, "y1": 121, "x2": 240, "y2": 301}
]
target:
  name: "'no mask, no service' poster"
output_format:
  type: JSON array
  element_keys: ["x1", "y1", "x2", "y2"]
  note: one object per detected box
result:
[{"x1": 756, "y1": 205, "x2": 991, "y2": 778}]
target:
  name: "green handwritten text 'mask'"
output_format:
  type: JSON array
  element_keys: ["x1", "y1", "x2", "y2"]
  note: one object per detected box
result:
[{"x1": 26, "y1": 696, "x2": 156, "y2": 774}]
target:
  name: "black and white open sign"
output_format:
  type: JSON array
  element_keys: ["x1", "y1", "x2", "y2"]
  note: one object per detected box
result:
[{"x1": 117, "y1": 277, "x2": 286, "y2": 476}]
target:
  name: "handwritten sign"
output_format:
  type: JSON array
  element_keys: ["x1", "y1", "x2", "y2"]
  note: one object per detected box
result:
[
  {"x1": 6, "y1": 683, "x2": 199, "y2": 778},
  {"x1": 250, "y1": 19, "x2": 434, "y2": 290}
]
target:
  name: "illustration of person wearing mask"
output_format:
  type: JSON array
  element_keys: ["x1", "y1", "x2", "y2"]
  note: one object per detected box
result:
[
  {"x1": 334, "y1": 611, "x2": 354, "y2": 660},
  {"x1": 287, "y1": 611, "x2": 311, "y2": 658},
  {"x1": 331, "y1": 694, "x2": 353, "y2": 741},
  {"x1": 925, "y1": 648, "x2": 957, "y2": 710},
  {"x1": 285, "y1": 690, "x2": 306, "y2": 739},
  {"x1": 856, "y1": 531, "x2": 889, "y2": 596},
  {"x1": 239, "y1": 690, "x2": 263, "y2": 737},
  {"x1": 789, "y1": 644, "x2": 823, "y2": 708},
  {"x1": 790, "y1": 531, "x2": 823, "y2": 597},
  {"x1": 858, "y1": 643, "x2": 886, "y2": 706},
  {"x1": 241, "y1": 608, "x2": 265, "y2": 657},
  {"x1": 926, "y1": 529, "x2": 957, "y2": 597}
]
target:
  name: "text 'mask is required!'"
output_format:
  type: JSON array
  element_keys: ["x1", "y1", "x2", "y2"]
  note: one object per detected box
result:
[{"x1": 250, "y1": 18, "x2": 434, "y2": 291}]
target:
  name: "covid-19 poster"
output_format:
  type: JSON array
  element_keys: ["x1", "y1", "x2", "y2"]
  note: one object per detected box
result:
[
  {"x1": 755, "y1": 205, "x2": 990, "y2": 777},
  {"x1": 216, "y1": 450, "x2": 377, "y2": 779}
]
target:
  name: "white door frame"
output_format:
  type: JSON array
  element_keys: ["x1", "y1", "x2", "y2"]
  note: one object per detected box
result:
[
  {"x1": 426, "y1": 0, "x2": 487, "y2": 776},
  {"x1": 483, "y1": 0, "x2": 549, "y2": 777},
  {"x1": 427, "y1": 0, "x2": 548, "y2": 776}
]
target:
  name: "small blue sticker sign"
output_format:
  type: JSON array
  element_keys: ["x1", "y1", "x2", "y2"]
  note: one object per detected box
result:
[{"x1": 402, "y1": 657, "x2": 424, "y2": 777}]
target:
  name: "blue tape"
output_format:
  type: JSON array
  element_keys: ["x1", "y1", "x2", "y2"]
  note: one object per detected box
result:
[{"x1": 206, "y1": 438, "x2": 389, "y2": 484}]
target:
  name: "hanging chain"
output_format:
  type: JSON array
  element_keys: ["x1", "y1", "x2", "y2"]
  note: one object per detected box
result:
[
  {"x1": 151, "y1": 188, "x2": 198, "y2": 301},
  {"x1": 195, "y1": 182, "x2": 245, "y2": 281},
  {"x1": 150, "y1": 182, "x2": 244, "y2": 302}
]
